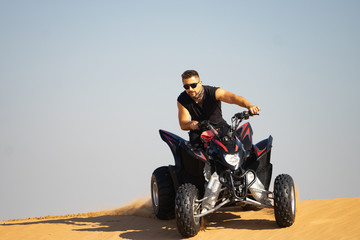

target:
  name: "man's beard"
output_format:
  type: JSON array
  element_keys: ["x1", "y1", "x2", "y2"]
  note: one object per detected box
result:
[{"x1": 191, "y1": 86, "x2": 204, "y2": 100}]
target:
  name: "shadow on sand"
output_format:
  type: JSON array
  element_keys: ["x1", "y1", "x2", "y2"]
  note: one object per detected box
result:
[
  {"x1": 2, "y1": 206, "x2": 278, "y2": 239},
  {"x1": 2, "y1": 214, "x2": 180, "y2": 240},
  {"x1": 204, "y1": 207, "x2": 278, "y2": 231}
]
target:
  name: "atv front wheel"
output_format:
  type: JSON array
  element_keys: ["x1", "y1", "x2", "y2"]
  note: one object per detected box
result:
[
  {"x1": 151, "y1": 166, "x2": 175, "y2": 220},
  {"x1": 273, "y1": 174, "x2": 296, "y2": 227},
  {"x1": 175, "y1": 183, "x2": 202, "y2": 238}
]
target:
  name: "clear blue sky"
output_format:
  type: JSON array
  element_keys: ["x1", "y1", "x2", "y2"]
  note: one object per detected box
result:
[{"x1": 1, "y1": 0, "x2": 359, "y2": 221}]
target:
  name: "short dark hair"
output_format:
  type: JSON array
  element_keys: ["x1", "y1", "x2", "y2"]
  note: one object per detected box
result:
[{"x1": 181, "y1": 70, "x2": 199, "y2": 80}]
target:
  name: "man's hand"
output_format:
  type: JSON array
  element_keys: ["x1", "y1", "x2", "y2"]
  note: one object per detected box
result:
[
  {"x1": 189, "y1": 121, "x2": 199, "y2": 130},
  {"x1": 248, "y1": 105, "x2": 261, "y2": 115}
]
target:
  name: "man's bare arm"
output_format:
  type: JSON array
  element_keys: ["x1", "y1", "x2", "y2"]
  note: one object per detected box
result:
[
  {"x1": 215, "y1": 88, "x2": 260, "y2": 114},
  {"x1": 177, "y1": 101, "x2": 199, "y2": 131}
]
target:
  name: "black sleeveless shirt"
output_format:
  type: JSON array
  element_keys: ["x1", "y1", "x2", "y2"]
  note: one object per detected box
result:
[{"x1": 177, "y1": 85, "x2": 227, "y2": 128}]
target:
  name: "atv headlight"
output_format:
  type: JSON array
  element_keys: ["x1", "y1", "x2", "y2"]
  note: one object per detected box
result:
[{"x1": 224, "y1": 153, "x2": 241, "y2": 168}]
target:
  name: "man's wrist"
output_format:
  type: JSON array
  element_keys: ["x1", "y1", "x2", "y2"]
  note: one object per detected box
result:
[{"x1": 189, "y1": 121, "x2": 198, "y2": 130}]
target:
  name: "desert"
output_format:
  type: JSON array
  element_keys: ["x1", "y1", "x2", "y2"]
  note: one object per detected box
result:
[{"x1": 1, "y1": 197, "x2": 359, "y2": 240}]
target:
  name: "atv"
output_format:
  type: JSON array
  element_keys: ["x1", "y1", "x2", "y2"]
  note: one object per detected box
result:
[{"x1": 151, "y1": 111, "x2": 296, "y2": 237}]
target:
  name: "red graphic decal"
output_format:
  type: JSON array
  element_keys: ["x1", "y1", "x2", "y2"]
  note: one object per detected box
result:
[
  {"x1": 237, "y1": 122, "x2": 248, "y2": 131},
  {"x1": 194, "y1": 151, "x2": 207, "y2": 161},
  {"x1": 164, "y1": 134, "x2": 175, "y2": 146},
  {"x1": 256, "y1": 146, "x2": 266, "y2": 156},
  {"x1": 214, "y1": 139, "x2": 228, "y2": 152},
  {"x1": 242, "y1": 127, "x2": 251, "y2": 141}
]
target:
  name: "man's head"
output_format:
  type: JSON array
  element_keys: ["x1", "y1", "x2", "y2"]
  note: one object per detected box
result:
[
  {"x1": 181, "y1": 70, "x2": 203, "y2": 99},
  {"x1": 181, "y1": 70, "x2": 199, "y2": 81}
]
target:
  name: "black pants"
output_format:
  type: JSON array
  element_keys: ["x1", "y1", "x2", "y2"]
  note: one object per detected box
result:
[{"x1": 188, "y1": 130, "x2": 203, "y2": 148}]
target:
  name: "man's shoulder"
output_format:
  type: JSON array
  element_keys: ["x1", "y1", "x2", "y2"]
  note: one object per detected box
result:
[
  {"x1": 177, "y1": 90, "x2": 187, "y2": 99},
  {"x1": 203, "y1": 85, "x2": 220, "y2": 99},
  {"x1": 177, "y1": 90, "x2": 190, "y2": 104},
  {"x1": 204, "y1": 85, "x2": 220, "y2": 92}
]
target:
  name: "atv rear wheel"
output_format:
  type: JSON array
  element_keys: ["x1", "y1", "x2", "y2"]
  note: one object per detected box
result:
[
  {"x1": 151, "y1": 166, "x2": 175, "y2": 220},
  {"x1": 175, "y1": 183, "x2": 202, "y2": 238},
  {"x1": 274, "y1": 174, "x2": 296, "y2": 227}
]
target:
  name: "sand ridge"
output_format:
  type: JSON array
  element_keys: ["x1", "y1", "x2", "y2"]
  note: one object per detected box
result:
[{"x1": 1, "y1": 197, "x2": 360, "y2": 240}]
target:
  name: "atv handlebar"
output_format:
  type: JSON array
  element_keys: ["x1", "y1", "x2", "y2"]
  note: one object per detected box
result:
[
  {"x1": 234, "y1": 111, "x2": 259, "y2": 120},
  {"x1": 197, "y1": 111, "x2": 259, "y2": 140},
  {"x1": 197, "y1": 120, "x2": 212, "y2": 131},
  {"x1": 198, "y1": 111, "x2": 258, "y2": 131}
]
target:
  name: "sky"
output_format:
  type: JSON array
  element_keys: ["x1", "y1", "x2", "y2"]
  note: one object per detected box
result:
[{"x1": 0, "y1": 0, "x2": 359, "y2": 221}]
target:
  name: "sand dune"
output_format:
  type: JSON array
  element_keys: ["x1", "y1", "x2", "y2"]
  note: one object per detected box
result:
[{"x1": 1, "y1": 197, "x2": 360, "y2": 240}]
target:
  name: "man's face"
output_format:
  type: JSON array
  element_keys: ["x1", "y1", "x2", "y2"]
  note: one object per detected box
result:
[{"x1": 182, "y1": 76, "x2": 202, "y2": 99}]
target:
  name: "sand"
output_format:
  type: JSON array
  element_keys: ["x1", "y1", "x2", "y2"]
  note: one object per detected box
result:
[{"x1": 1, "y1": 197, "x2": 360, "y2": 240}]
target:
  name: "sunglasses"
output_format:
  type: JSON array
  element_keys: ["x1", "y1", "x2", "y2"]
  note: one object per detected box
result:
[{"x1": 183, "y1": 82, "x2": 199, "y2": 90}]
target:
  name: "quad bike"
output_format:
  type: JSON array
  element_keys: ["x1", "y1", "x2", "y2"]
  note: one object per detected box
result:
[{"x1": 151, "y1": 111, "x2": 296, "y2": 237}]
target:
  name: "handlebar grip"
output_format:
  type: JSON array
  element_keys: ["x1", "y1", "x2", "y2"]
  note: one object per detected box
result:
[
  {"x1": 234, "y1": 111, "x2": 259, "y2": 120},
  {"x1": 198, "y1": 120, "x2": 210, "y2": 130},
  {"x1": 248, "y1": 111, "x2": 259, "y2": 116}
]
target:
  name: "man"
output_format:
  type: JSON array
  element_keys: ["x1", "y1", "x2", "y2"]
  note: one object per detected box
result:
[{"x1": 177, "y1": 70, "x2": 260, "y2": 148}]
